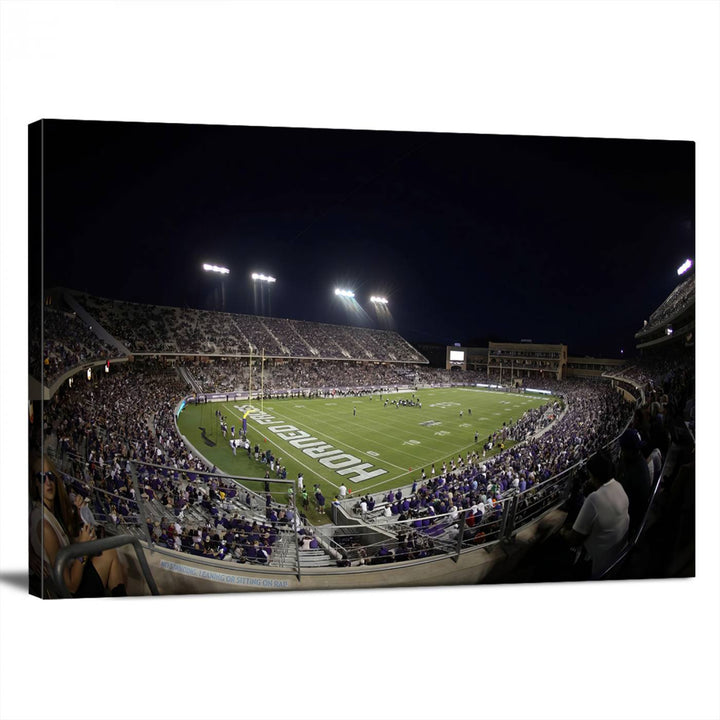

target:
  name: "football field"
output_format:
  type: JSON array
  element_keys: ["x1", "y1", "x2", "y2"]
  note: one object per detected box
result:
[{"x1": 177, "y1": 387, "x2": 554, "y2": 522}]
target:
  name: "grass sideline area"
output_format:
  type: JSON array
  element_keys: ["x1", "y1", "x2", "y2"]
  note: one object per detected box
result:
[{"x1": 176, "y1": 387, "x2": 555, "y2": 524}]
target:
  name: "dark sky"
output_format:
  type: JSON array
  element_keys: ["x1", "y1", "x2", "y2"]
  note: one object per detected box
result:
[{"x1": 40, "y1": 120, "x2": 694, "y2": 358}]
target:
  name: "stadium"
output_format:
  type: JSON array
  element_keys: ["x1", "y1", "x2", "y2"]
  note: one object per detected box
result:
[
  {"x1": 27, "y1": 120, "x2": 696, "y2": 599},
  {"x1": 7, "y1": 10, "x2": 719, "y2": 720},
  {"x1": 29, "y1": 268, "x2": 695, "y2": 597}
]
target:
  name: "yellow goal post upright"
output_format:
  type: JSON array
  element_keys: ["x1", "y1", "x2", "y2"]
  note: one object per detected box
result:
[
  {"x1": 261, "y1": 347, "x2": 265, "y2": 415},
  {"x1": 248, "y1": 346, "x2": 253, "y2": 403}
]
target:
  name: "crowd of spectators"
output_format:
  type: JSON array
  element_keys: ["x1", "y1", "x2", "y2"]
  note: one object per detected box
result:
[
  {"x1": 603, "y1": 351, "x2": 694, "y2": 412},
  {"x1": 35, "y1": 324, "x2": 693, "y2": 577},
  {"x1": 557, "y1": 350, "x2": 695, "y2": 578},
  {"x1": 39, "y1": 359, "x2": 310, "y2": 568},
  {"x1": 29, "y1": 303, "x2": 123, "y2": 385},
  {"x1": 415, "y1": 367, "x2": 490, "y2": 385},
  {"x1": 177, "y1": 358, "x2": 492, "y2": 396},
  {"x1": 34, "y1": 291, "x2": 514, "y2": 394},
  {"x1": 605, "y1": 365, "x2": 652, "y2": 386},
  {"x1": 635, "y1": 272, "x2": 695, "y2": 337},
  {"x1": 346, "y1": 378, "x2": 631, "y2": 563},
  {"x1": 71, "y1": 291, "x2": 427, "y2": 362},
  {"x1": 185, "y1": 358, "x2": 250, "y2": 394}
]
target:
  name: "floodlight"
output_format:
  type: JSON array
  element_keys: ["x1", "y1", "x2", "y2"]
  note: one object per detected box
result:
[
  {"x1": 677, "y1": 259, "x2": 693, "y2": 275},
  {"x1": 370, "y1": 296, "x2": 388, "y2": 305},
  {"x1": 252, "y1": 272, "x2": 276, "y2": 283},
  {"x1": 203, "y1": 263, "x2": 230, "y2": 275},
  {"x1": 334, "y1": 288, "x2": 355, "y2": 298}
]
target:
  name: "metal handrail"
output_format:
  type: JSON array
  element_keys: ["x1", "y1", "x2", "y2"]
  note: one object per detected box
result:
[{"x1": 52, "y1": 534, "x2": 160, "y2": 598}]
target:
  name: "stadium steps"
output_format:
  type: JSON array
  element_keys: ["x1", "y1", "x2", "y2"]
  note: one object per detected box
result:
[
  {"x1": 266, "y1": 539, "x2": 296, "y2": 568},
  {"x1": 298, "y1": 550, "x2": 334, "y2": 567},
  {"x1": 258, "y1": 319, "x2": 289, "y2": 355},
  {"x1": 283, "y1": 319, "x2": 317, "y2": 356}
]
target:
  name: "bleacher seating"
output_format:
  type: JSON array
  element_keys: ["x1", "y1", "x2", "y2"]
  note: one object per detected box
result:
[
  {"x1": 70, "y1": 290, "x2": 428, "y2": 363},
  {"x1": 635, "y1": 273, "x2": 695, "y2": 338},
  {"x1": 31, "y1": 302, "x2": 123, "y2": 385}
]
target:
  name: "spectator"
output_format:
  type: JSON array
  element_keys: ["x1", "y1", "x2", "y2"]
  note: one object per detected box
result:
[
  {"x1": 29, "y1": 453, "x2": 127, "y2": 597},
  {"x1": 561, "y1": 450, "x2": 629, "y2": 579},
  {"x1": 617, "y1": 428, "x2": 652, "y2": 538}
]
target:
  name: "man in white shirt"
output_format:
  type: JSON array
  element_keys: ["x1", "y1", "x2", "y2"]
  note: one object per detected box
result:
[{"x1": 562, "y1": 451, "x2": 629, "y2": 578}]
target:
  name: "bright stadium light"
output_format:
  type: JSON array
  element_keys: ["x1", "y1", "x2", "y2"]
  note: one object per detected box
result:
[
  {"x1": 677, "y1": 259, "x2": 693, "y2": 275},
  {"x1": 251, "y1": 272, "x2": 276, "y2": 283},
  {"x1": 370, "y1": 296, "x2": 388, "y2": 305},
  {"x1": 334, "y1": 288, "x2": 355, "y2": 298},
  {"x1": 203, "y1": 263, "x2": 230, "y2": 275}
]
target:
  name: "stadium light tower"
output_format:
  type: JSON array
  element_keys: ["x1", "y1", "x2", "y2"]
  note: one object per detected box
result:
[
  {"x1": 203, "y1": 263, "x2": 230, "y2": 311},
  {"x1": 203, "y1": 263, "x2": 230, "y2": 275},
  {"x1": 677, "y1": 258, "x2": 693, "y2": 276},
  {"x1": 370, "y1": 294, "x2": 392, "y2": 327},
  {"x1": 334, "y1": 288, "x2": 355, "y2": 298},
  {"x1": 252, "y1": 272, "x2": 276, "y2": 316}
]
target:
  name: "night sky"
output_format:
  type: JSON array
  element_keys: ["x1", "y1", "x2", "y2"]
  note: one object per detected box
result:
[{"x1": 40, "y1": 120, "x2": 694, "y2": 358}]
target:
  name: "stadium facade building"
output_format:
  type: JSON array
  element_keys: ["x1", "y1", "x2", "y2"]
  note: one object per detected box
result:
[
  {"x1": 445, "y1": 345, "x2": 488, "y2": 372},
  {"x1": 566, "y1": 356, "x2": 626, "y2": 379},
  {"x1": 448, "y1": 342, "x2": 626, "y2": 382},
  {"x1": 487, "y1": 341, "x2": 568, "y2": 383}
]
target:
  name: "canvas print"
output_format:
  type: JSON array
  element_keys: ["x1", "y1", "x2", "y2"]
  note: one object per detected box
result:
[{"x1": 28, "y1": 120, "x2": 695, "y2": 598}]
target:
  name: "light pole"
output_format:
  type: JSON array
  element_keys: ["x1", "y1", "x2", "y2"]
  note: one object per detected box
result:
[
  {"x1": 251, "y1": 272, "x2": 276, "y2": 316},
  {"x1": 203, "y1": 263, "x2": 230, "y2": 311},
  {"x1": 370, "y1": 294, "x2": 390, "y2": 328}
]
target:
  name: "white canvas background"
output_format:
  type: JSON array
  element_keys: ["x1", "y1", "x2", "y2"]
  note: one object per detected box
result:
[{"x1": 1, "y1": 2, "x2": 718, "y2": 719}]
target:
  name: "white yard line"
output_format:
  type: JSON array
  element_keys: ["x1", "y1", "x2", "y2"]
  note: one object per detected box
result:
[
  {"x1": 237, "y1": 404, "x2": 412, "y2": 473},
  {"x1": 223, "y1": 405, "x2": 341, "y2": 491},
  {"x1": 288, "y1": 399, "x2": 466, "y2": 457}
]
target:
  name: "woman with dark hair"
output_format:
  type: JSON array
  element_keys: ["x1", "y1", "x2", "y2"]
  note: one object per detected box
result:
[{"x1": 29, "y1": 454, "x2": 127, "y2": 598}]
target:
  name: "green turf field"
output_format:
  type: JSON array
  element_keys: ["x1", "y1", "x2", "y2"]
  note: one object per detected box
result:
[{"x1": 176, "y1": 387, "x2": 554, "y2": 523}]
